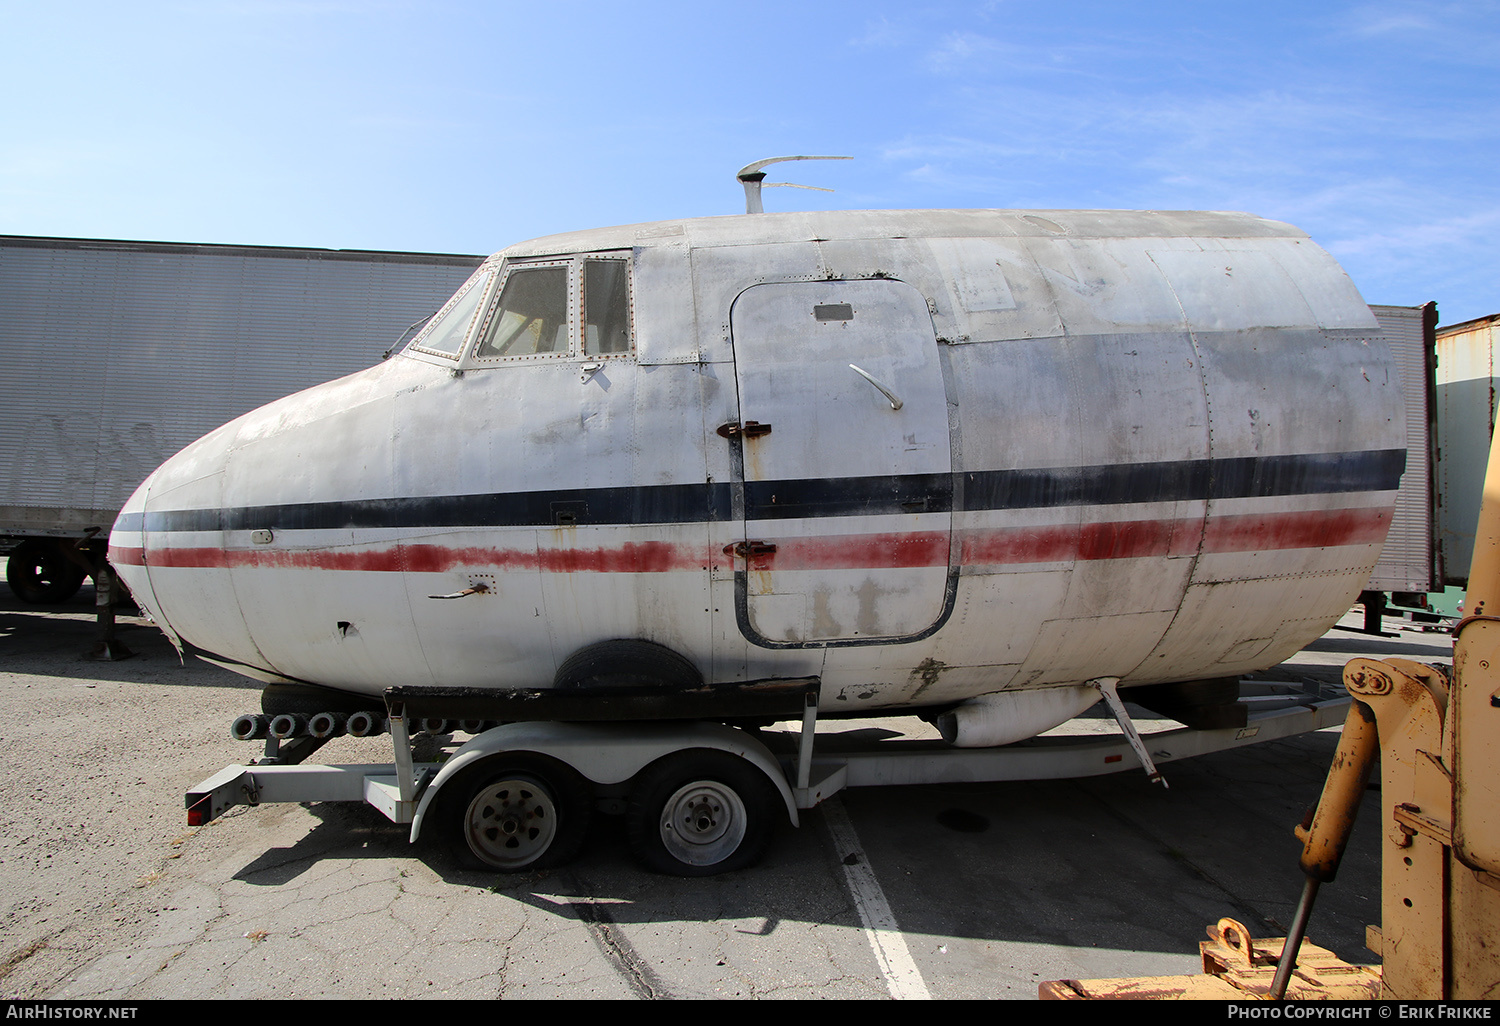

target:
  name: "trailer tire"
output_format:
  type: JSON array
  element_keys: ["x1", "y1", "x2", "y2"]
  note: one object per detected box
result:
[
  {"x1": 627, "y1": 750, "x2": 778, "y2": 876},
  {"x1": 446, "y1": 755, "x2": 591, "y2": 872},
  {"x1": 554, "y1": 638, "x2": 702, "y2": 690},
  {"x1": 6, "y1": 540, "x2": 87, "y2": 604}
]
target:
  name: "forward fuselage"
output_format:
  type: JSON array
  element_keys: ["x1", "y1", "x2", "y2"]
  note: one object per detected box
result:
[{"x1": 109, "y1": 209, "x2": 1403, "y2": 713}]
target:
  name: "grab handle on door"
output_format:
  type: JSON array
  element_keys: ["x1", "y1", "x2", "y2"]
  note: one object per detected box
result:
[{"x1": 848, "y1": 364, "x2": 903, "y2": 410}]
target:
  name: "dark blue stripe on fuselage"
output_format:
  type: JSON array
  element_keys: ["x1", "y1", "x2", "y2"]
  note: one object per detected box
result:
[
  {"x1": 118, "y1": 448, "x2": 1405, "y2": 534},
  {"x1": 961, "y1": 449, "x2": 1408, "y2": 514},
  {"x1": 123, "y1": 482, "x2": 733, "y2": 533}
]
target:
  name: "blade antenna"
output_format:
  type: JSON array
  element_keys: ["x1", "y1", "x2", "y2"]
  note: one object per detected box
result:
[{"x1": 736, "y1": 155, "x2": 852, "y2": 214}]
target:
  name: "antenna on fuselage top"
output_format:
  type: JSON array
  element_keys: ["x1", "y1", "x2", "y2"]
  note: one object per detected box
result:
[{"x1": 736, "y1": 155, "x2": 852, "y2": 214}]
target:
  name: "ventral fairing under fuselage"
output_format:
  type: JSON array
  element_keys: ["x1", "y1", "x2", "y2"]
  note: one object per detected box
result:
[{"x1": 109, "y1": 208, "x2": 1403, "y2": 741}]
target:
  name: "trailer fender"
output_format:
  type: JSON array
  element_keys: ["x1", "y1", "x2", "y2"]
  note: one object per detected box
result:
[{"x1": 410, "y1": 720, "x2": 798, "y2": 842}]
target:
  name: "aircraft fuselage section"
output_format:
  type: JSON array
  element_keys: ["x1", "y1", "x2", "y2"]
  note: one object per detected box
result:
[{"x1": 109, "y1": 210, "x2": 1403, "y2": 713}]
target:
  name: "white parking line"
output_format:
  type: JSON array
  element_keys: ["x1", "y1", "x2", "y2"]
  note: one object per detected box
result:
[{"x1": 820, "y1": 797, "x2": 933, "y2": 1000}]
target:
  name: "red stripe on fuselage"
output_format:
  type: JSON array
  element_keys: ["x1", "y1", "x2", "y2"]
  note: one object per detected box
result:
[
  {"x1": 112, "y1": 542, "x2": 711, "y2": 573},
  {"x1": 961, "y1": 517, "x2": 1203, "y2": 564},
  {"x1": 109, "y1": 545, "x2": 145, "y2": 566},
  {"x1": 112, "y1": 506, "x2": 1390, "y2": 573},
  {"x1": 1201, "y1": 507, "x2": 1391, "y2": 552}
]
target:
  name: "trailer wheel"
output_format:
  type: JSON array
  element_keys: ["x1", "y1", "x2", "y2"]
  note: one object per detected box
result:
[
  {"x1": 6, "y1": 540, "x2": 87, "y2": 604},
  {"x1": 627, "y1": 750, "x2": 777, "y2": 876},
  {"x1": 449, "y1": 756, "x2": 590, "y2": 872}
]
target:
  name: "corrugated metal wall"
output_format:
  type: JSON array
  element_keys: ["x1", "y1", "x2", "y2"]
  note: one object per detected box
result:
[
  {"x1": 1367, "y1": 304, "x2": 1437, "y2": 592},
  {"x1": 0, "y1": 237, "x2": 482, "y2": 534},
  {"x1": 1436, "y1": 313, "x2": 1500, "y2": 585}
]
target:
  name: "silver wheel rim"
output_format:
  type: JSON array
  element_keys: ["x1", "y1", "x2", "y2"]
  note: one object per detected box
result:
[
  {"x1": 659, "y1": 780, "x2": 746, "y2": 867},
  {"x1": 465, "y1": 776, "x2": 558, "y2": 869}
]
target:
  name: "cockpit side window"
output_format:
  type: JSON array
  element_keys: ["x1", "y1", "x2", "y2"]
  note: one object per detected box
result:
[
  {"x1": 409, "y1": 268, "x2": 493, "y2": 357},
  {"x1": 474, "y1": 265, "x2": 571, "y2": 359},
  {"x1": 584, "y1": 258, "x2": 631, "y2": 356}
]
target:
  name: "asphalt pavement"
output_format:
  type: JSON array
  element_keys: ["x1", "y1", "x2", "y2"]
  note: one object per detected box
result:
[{"x1": 0, "y1": 583, "x2": 1452, "y2": 999}]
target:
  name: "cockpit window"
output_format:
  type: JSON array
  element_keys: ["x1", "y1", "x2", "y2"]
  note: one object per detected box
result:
[
  {"x1": 409, "y1": 268, "x2": 493, "y2": 357},
  {"x1": 475, "y1": 265, "x2": 570, "y2": 359},
  {"x1": 461, "y1": 251, "x2": 633, "y2": 365},
  {"x1": 584, "y1": 258, "x2": 631, "y2": 355}
]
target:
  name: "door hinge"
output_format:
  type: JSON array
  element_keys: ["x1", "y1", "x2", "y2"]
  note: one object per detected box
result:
[{"x1": 716, "y1": 420, "x2": 772, "y2": 439}]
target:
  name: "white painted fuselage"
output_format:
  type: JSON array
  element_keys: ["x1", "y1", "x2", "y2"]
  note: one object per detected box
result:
[{"x1": 109, "y1": 209, "x2": 1404, "y2": 717}]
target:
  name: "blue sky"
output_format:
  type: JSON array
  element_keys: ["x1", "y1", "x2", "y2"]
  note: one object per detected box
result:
[{"x1": 2, "y1": 1, "x2": 1496, "y2": 324}]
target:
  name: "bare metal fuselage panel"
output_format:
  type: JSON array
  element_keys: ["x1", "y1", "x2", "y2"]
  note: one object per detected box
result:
[{"x1": 109, "y1": 209, "x2": 1402, "y2": 714}]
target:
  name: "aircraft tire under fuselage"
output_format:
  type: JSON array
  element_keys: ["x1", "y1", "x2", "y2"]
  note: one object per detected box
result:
[
  {"x1": 553, "y1": 638, "x2": 703, "y2": 690},
  {"x1": 626, "y1": 750, "x2": 778, "y2": 877}
]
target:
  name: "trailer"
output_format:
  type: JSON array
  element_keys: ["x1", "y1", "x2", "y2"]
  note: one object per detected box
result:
[
  {"x1": 1434, "y1": 311, "x2": 1500, "y2": 588},
  {"x1": 1357, "y1": 303, "x2": 1441, "y2": 630},
  {"x1": 0, "y1": 235, "x2": 482, "y2": 605},
  {"x1": 187, "y1": 675, "x2": 1353, "y2": 876}
]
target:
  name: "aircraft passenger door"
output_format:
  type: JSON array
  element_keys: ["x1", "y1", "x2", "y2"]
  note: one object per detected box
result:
[{"x1": 728, "y1": 279, "x2": 954, "y2": 647}]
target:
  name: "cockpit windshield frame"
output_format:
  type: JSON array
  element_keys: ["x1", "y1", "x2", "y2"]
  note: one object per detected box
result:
[
  {"x1": 463, "y1": 250, "x2": 634, "y2": 368},
  {"x1": 404, "y1": 266, "x2": 496, "y2": 360},
  {"x1": 471, "y1": 258, "x2": 575, "y2": 362}
]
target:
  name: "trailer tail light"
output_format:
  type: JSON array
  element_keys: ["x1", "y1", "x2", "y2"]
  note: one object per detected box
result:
[{"x1": 187, "y1": 795, "x2": 212, "y2": 826}]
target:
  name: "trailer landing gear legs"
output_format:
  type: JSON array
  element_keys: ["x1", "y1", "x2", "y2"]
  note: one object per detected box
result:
[{"x1": 89, "y1": 560, "x2": 132, "y2": 662}]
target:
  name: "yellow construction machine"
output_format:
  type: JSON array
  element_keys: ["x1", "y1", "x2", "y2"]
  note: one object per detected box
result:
[{"x1": 1042, "y1": 433, "x2": 1500, "y2": 1001}]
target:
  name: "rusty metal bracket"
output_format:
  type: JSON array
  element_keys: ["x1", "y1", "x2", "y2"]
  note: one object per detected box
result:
[
  {"x1": 717, "y1": 420, "x2": 772, "y2": 440},
  {"x1": 1040, "y1": 917, "x2": 1381, "y2": 999},
  {"x1": 724, "y1": 541, "x2": 777, "y2": 559},
  {"x1": 1393, "y1": 801, "x2": 1454, "y2": 847},
  {"x1": 1454, "y1": 612, "x2": 1500, "y2": 640},
  {"x1": 1204, "y1": 918, "x2": 1277, "y2": 971}
]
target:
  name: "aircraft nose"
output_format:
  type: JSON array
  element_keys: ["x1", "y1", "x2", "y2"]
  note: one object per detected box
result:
[
  {"x1": 106, "y1": 418, "x2": 266, "y2": 665},
  {"x1": 108, "y1": 468, "x2": 167, "y2": 639},
  {"x1": 103, "y1": 360, "x2": 410, "y2": 680}
]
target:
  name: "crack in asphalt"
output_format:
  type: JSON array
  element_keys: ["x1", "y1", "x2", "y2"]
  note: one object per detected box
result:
[
  {"x1": 0, "y1": 937, "x2": 50, "y2": 982},
  {"x1": 559, "y1": 871, "x2": 672, "y2": 1000}
]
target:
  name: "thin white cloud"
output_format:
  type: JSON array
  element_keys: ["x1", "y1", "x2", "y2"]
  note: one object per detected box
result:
[
  {"x1": 1330, "y1": 205, "x2": 1500, "y2": 257},
  {"x1": 871, "y1": 42, "x2": 1498, "y2": 316},
  {"x1": 1322, "y1": 203, "x2": 1500, "y2": 318},
  {"x1": 927, "y1": 30, "x2": 1006, "y2": 64},
  {"x1": 212, "y1": 0, "x2": 414, "y2": 16},
  {"x1": 1342, "y1": 1, "x2": 1500, "y2": 59},
  {"x1": 849, "y1": 15, "x2": 906, "y2": 49},
  {"x1": 921, "y1": 29, "x2": 1138, "y2": 82},
  {"x1": 1350, "y1": 11, "x2": 1438, "y2": 35}
]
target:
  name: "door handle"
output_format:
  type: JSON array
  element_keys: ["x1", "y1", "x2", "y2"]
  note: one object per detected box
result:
[{"x1": 849, "y1": 364, "x2": 903, "y2": 410}]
